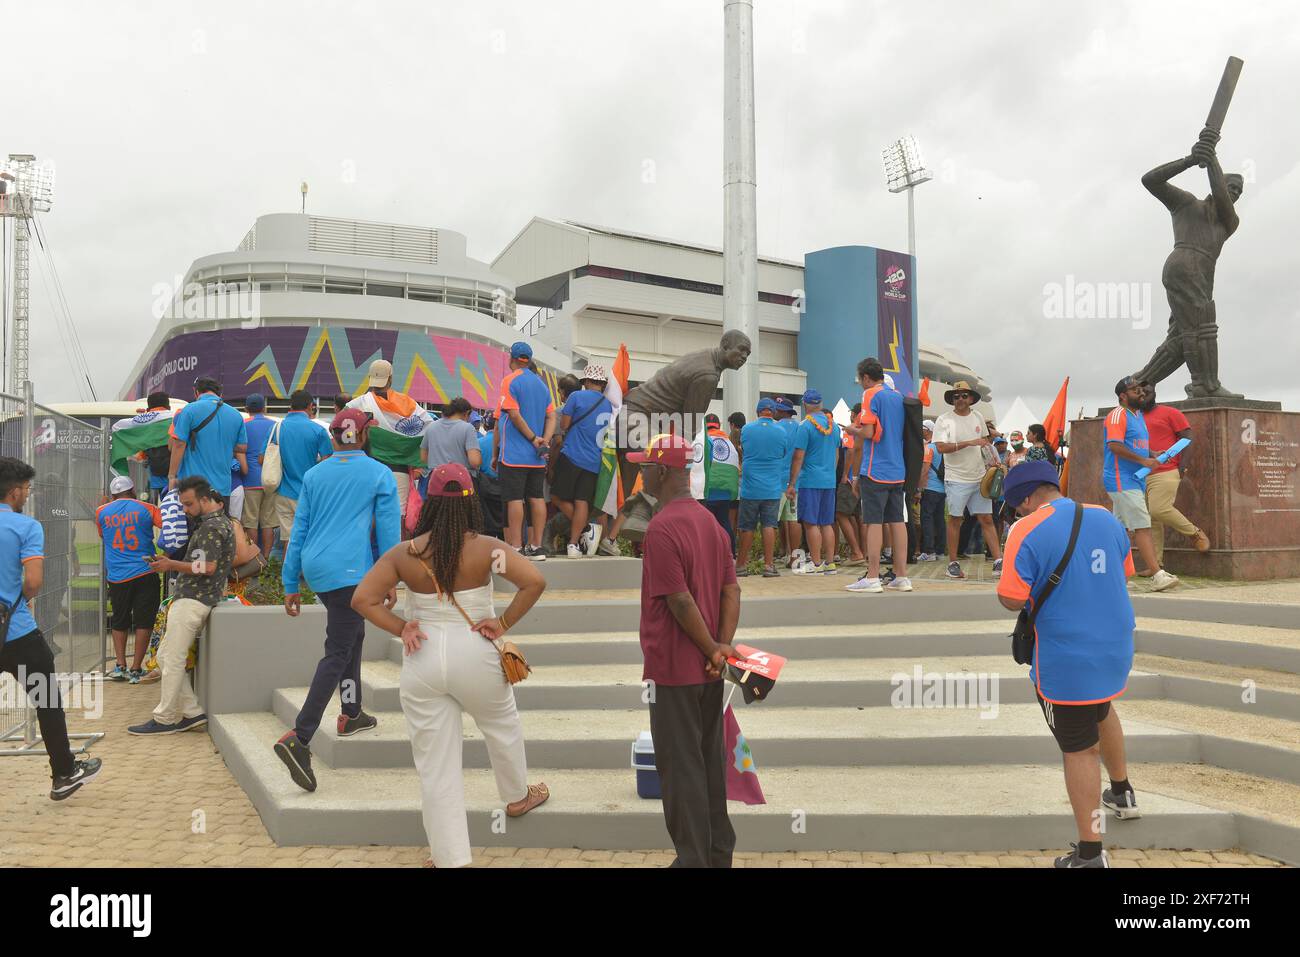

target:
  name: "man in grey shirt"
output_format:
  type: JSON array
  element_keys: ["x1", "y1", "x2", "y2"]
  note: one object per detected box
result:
[{"x1": 419, "y1": 397, "x2": 484, "y2": 475}]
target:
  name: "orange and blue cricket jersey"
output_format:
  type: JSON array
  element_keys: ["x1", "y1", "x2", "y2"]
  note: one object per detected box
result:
[
  {"x1": 96, "y1": 499, "x2": 162, "y2": 583},
  {"x1": 1102, "y1": 406, "x2": 1149, "y2": 493},
  {"x1": 858, "y1": 384, "x2": 906, "y2": 484},
  {"x1": 997, "y1": 498, "x2": 1136, "y2": 704}
]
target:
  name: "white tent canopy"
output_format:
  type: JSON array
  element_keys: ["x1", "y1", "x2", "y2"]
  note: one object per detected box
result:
[{"x1": 996, "y1": 395, "x2": 1038, "y2": 439}]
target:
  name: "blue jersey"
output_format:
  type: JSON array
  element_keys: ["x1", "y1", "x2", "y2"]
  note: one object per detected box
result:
[
  {"x1": 242, "y1": 414, "x2": 276, "y2": 488},
  {"x1": 281, "y1": 451, "x2": 401, "y2": 594},
  {"x1": 559, "y1": 390, "x2": 612, "y2": 474},
  {"x1": 478, "y1": 432, "x2": 497, "y2": 479},
  {"x1": 273, "y1": 412, "x2": 333, "y2": 500},
  {"x1": 1102, "y1": 406, "x2": 1150, "y2": 493},
  {"x1": 793, "y1": 412, "x2": 841, "y2": 490},
  {"x1": 998, "y1": 499, "x2": 1136, "y2": 704},
  {"x1": 739, "y1": 418, "x2": 789, "y2": 500},
  {"x1": 777, "y1": 417, "x2": 799, "y2": 478},
  {"x1": 0, "y1": 504, "x2": 42, "y2": 642},
  {"x1": 924, "y1": 443, "x2": 945, "y2": 493},
  {"x1": 498, "y1": 369, "x2": 555, "y2": 468},
  {"x1": 173, "y1": 393, "x2": 248, "y2": 496},
  {"x1": 860, "y1": 385, "x2": 906, "y2": 484},
  {"x1": 96, "y1": 498, "x2": 161, "y2": 583}
]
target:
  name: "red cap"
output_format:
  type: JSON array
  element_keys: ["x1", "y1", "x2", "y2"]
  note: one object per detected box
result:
[
  {"x1": 329, "y1": 409, "x2": 371, "y2": 443},
  {"x1": 426, "y1": 463, "x2": 475, "y2": 497},
  {"x1": 627, "y1": 434, "x2": 693, "y2": 469}
]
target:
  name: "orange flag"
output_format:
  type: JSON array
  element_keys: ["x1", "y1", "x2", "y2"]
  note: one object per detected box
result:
[
  {"x1": 1041, "y1": 377, "x2": 1069, "y2": 452},
  {"x1": 918, "y1": 378, "x2": 931, "y2": 407},
  {"x1": 612, "y1": 343, "x2": 631, "y2": 395}
]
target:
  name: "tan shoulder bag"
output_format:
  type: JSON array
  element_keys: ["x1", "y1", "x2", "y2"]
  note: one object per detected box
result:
[{"x1": 407, "y1": 543, "x2": 531, "y2": 684}]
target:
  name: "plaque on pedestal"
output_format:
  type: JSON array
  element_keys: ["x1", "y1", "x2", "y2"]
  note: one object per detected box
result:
[{"x1": 1069, "y1": 401, "x2": 1300, "y2": 581}]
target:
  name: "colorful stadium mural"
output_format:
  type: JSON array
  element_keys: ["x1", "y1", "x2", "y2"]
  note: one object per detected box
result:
[{"x1": 126, "y1": 327, "x2": 560, "y2": 407}]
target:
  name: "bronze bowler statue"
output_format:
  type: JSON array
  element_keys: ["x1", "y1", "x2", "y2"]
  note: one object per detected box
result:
[{"x1": 1134, "y1": 56, "x2": 1246, "y2": 400}]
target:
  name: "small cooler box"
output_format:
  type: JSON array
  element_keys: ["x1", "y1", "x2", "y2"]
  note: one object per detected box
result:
[{"x1": 631, "y1": 731, "x2": 661, "y2": 799}]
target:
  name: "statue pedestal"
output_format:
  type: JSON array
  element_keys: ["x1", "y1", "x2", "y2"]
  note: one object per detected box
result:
[{"x1": 1068, "y1": 401, "x2": 1300, "y2": 581}]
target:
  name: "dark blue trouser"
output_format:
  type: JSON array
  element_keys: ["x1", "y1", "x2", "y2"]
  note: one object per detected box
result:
[
  {"x1": 920, "y1": 490, "x2": 947, "y2": 555},
  {"x1": 294, "y1": 586, "x2": 365, "y2": 744},
  {"x1": 702, "y1": 499, "x2": 736, "y2": 556}
]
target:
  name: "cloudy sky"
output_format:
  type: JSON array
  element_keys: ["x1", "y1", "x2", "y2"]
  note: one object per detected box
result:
[{"x1": 7, "y1": 0, "x2": 1300, "y2": 419}]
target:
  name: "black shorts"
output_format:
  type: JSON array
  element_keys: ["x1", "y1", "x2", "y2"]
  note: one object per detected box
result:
[
  {"x1": 1037, "y1": 692, "x2": 1111, "y2": 753},
  {"x1": 108, "y1": 574, "x2": 163, "y2": 632},
  {"x1": 499, "y1": 464, "x2": 546, "y2": 503},
  {"x1": 860, "y1": 478, "x2": 906, "y2": 524},
  {"x1": 551, "y1": 454, "x2": 598, "y2": 505}
]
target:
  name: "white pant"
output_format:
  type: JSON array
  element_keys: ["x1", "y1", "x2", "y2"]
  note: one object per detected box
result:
[
  {"x1": 152, "y1": 598, "x2": 211, "y2": 725},
  {"x1": 227, "y1": 486, "x2": 245, "y2": 523},
  {"x1": 401, "y1": 594, "x2": 527, "y2": 868}
]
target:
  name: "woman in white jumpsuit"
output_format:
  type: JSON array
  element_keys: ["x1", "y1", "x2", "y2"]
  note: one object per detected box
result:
[{"x1": 352, "y1": 463, "x2": 549, "y2": 867}]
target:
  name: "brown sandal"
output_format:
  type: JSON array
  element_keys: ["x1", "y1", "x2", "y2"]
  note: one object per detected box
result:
[{"x1": 506, "y1": 782, "x2": 549, "y2": 818}]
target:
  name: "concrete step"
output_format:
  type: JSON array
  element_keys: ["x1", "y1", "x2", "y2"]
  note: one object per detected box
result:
[
  {"x1": 494, "y1": 557, "x2": 642, "y2": 592},
  {"x1": 212, "y1": 710, "x2": 1241, "y2": 852},
  {"x1": 352, "y1": 655, "x2": 1168, "y2": 712},
  {"x1": 268, "y1": 691, "x2": 1201, "y2": 771}
]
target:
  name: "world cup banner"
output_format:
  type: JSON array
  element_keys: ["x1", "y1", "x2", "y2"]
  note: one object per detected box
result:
[{"x1": 877, "y1": 249, "x2": 918, "y2": 396}]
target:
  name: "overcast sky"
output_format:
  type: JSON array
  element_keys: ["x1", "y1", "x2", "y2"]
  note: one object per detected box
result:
[{"x1": 7, "y1": 0, "x2": 1300, "y2": 420}]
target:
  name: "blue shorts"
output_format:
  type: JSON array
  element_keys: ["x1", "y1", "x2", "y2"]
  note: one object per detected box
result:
[
  {"x1": 797, "y1": 487, "x2": 836, "y2": 526},
  {"x1": 737, "y1": 498, "x2": 780, "y2": 531},
  {"x1": 860, "y1": 478, "x2": 906, "y2": 524}
]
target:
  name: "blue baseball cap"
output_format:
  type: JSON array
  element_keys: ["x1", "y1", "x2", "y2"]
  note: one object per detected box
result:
[
  {"x1": 510, "y1": 341, "x2": 533, "y2": 360},
  {"x1": 245, "y1": 392, "x2": 266, "y2": 412},
  {"x1": 773, "y1": 396, "x2": 795, "y2": 412},
  {"x1": 469, "y1": 411, "x2": 482, "y2": 426},
  {"x1": 801, "y1": 389, "x2": 822, "y2": 406},
  {"x1": 756, "y1": 397, "x2": 776, "y2": 414},
  {"x1": 1002, "y1": 461, "x2": 1061, "y2": 509}
]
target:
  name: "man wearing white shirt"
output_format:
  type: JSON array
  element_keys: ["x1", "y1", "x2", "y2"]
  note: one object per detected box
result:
[{"x1": 931, "y1": 381, "x2": 1003, "y2": 580}]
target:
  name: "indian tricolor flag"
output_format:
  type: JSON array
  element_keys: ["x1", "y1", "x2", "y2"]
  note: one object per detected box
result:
[
  {"x1": 347, "y1": 390, "x2": 434, "y2": 467},
  {"x1": 110, "y1": 409, "x2": 175, "y2": 473},
  {"x1": 593, "y1": 344, "x2": 631, "y2": 519}
]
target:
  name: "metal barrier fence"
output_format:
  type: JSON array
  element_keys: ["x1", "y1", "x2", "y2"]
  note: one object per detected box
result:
[{"x1": 1, "y1": 383, "x2": 108, "y2": 755}]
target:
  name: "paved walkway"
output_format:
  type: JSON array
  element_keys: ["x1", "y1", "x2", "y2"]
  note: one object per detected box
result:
[{"x1": 0, "y1": 679, "x2": 1284, "y2": 868}]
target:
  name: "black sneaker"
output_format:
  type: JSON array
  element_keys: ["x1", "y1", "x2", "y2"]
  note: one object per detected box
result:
[
  {"x1": 1102, "y1": 787, "x2": 1142, "y2": 820},
  {"x1": 50, "y1": 757, "x2": 102, "y2": 801},
  {"x1": 523, "y1": 545, "x2": 548, "y2": 562},
  {"x1": 880, "y1": 569, "x2": 897, "y2": 585},
  {"x1": 945, "y1": 561, "x2": 966, "y2": 580},
  {"x1": 274, "y1": 731, "x2": 317, "y2": 792},
  {"x1": 1054, "y1": 844, "x2": 1109, "y2": 868},
  {"x1": 337, "y1": 711, "x2": 378, "y2": 737},
  {"x1": 177, "y1": 714, "x2": 208, "y2": 732}
]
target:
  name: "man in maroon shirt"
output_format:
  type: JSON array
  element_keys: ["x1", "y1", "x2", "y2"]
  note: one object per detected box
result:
[
  {"x1": 1140, "y1": 382, "x2": 1210, "y2": 565},
  {"x1": 631, "y1": 433, "x2": 743, "y2": 868}
]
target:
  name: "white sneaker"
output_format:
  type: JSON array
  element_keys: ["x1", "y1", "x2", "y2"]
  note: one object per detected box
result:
[
  {"x1": 885, "y1": 577, "x2": 913, "y2": 592},
  {"x1": 585, "y1": 523, "x2": 601, "y2": 557},
  {"x1": 566, "y1": 543, "x2": 583, "y2": 559},
  {"x1": 1150, "y1": 569, "x2": 1180, "y2": 592},
  {"x1": 793, "y1": 562, "x2": 819, "y2": 575},
  {"x1": 845, "y1": 576, "x2": 883, "y2": 593}
]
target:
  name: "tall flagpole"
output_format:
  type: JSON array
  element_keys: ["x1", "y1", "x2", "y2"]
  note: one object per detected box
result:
[{"x1": 723, "y1": 0, "x2": 760, "y2": 418}]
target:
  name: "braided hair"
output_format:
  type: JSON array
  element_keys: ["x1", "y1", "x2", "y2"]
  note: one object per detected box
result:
[{"x1": 411, "y1": 480, "x2": 484, "y2": 593}]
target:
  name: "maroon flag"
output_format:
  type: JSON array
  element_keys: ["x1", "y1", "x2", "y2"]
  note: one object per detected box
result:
[{"x1": 724, "y1": 705, "x2": 765, "y2": 805}]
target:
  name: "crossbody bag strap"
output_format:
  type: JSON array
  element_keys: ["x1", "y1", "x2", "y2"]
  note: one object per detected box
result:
[
  {"x1": 407, "y1": 542, "x2": 478, "y2": 630},
  {"x1": 187, "y1": 400, "x2": 224, "y2": 452},
  {"x1": 555, "y1": 394, "x2": 605, "y2": 447},
  {"x1": 1024, "y1": 500, "x2": 1085, "y2": 627}
]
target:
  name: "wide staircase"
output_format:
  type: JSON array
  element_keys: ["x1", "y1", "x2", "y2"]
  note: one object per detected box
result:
[{"x1": 207, "y1": 559, "x2": 1300, "y2": 862}]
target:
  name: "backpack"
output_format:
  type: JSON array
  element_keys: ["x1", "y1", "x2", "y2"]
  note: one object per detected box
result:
[
  {"x1": 145, "y1": 444, "x2": 172, "y2": 478},
  {"x1": 901, "y1": 396, "x2": 926, "y2": 493}
]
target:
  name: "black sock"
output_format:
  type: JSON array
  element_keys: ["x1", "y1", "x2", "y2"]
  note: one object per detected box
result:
[
  {"x1": 1110, "y1": 778, "x2": 1133, "y2": 796},
  {"x1": 1077, "y1": 840, "x2": 1103, "y2": 861}
]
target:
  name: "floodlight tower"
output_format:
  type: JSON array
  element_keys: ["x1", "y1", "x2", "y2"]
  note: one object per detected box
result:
[
  {"x1": 881, "y1": 135, "x2": 932, "y2": 257},
  {"x1": 1, "y1": 154, "x2": 55, "y2": 390}
]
